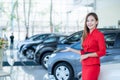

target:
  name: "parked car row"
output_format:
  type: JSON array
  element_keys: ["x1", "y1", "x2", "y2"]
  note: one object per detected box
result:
[
  {"x1": 17, "y1": 31, "x2": 82, "y2": 69},
  {"x1": 38, "y1": 28, "x2": 120, "y2": 69},
  {"x1": 34, "y1": 31, "x2": 82, "y2": 69},
  {"x1": 21, "y1": 34, "x2": 67, "y2": 59},
  {"x1": 17, "y1": 33, "x2": 55, "y2": 52},
  {"x1": 46, "y1": 29, "x2": 120, "y2": 80},
  {"x1": 17, "y1": 28, "x2": 120, "y2": 80}
]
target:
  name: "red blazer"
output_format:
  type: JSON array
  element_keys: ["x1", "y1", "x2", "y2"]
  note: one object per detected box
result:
[{"x1": 80, "y1": 28, "x2": 106, "y2": 66}]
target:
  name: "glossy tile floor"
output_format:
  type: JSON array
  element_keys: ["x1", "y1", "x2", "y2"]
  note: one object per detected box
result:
[
  {"x1": 1, "y1": 46, "x2": 47, "y2": 80},
  {"x1": 2, "y1": 66, "x2": 47, "y2": 80}
]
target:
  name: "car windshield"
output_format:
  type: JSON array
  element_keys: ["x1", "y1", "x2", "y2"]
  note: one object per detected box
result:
[
  {"x1": 27, "y1": 34, "x2": 39, "y2": 40},
  {"x1": 59, "y1": 36, "x2": 67, "y2": 42},
  {"x1": 60, "y1": 31, "x2": 82, "y2": 44},
  {"x1": 26, "y1": 34, "x2": 52, "y2": 41}
]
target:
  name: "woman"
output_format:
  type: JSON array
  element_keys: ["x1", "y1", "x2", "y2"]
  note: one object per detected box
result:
[{"x1": 63, "y1": 12, "x2": 106, "y2": 80}]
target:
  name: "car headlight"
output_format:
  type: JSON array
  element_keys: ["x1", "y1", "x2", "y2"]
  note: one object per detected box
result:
[{"x1": 50, "y1": 53, "x2": 56, "y2": 58}]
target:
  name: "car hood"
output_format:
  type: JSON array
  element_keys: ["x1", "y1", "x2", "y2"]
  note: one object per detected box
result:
[
  {"x1": 49, "y1": 51, "x2": 80, "y2": 64},
  {"x1": 48, "y1": 50, "x2": 81, "y2": 78},
  {"x1": 56, "y1": 51, "x2": 80, "y2": 59}
]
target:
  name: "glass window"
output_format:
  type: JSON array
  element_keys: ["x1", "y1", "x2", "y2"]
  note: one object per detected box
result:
[
  {"x1": 33, "y1": 34, "x2": 48, "y2": 41},
  {"x1": 44, "y1": 37, "x2": 57, "y2": 43},
  {"x1": 104, "y1": 33, "x2": 116, "y2": 48},
  {"x1": 67, "y1": 32, "x2": 82, "y2": 42},
  {"x1": 114, "y1": 33, "x2": 120, "y2": 48},
  {"x1": 58, "y1": 37, "x2": 66, "y2": 42}
]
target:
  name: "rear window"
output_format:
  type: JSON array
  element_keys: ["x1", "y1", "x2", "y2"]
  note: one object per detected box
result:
[
  {"x1": 114, "y1": 33, "x2": 120, "y2": 48},
  {"x1": 104, "y1": 33, "x2": 116, "y2": 48}
]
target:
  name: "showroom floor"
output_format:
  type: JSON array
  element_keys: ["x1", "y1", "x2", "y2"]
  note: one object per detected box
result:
[
  {"x1": 1, "y1": 46, "x2": 47, "y2": 80},
  {"x1": 2, "y1": 66, "x2": 47, "y2": 80}
]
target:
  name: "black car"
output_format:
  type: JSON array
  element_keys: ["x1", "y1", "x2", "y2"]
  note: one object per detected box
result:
[{"x1": 21, "y1": 34, "x2": 67, "y2": 59}]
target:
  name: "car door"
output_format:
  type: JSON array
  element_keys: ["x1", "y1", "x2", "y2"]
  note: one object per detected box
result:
[{"x1": 101, "y1": 32, "x2": 120, "y2": 63}]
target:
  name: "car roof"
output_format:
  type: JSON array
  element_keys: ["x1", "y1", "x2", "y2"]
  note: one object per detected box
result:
[
  {"x1": 27, "y1": 33, "x2": 53, "y2": 39},
  {"x1": 101, "y1": 29, "x2": 120, "y2": 34},
  {"x1": 66, "y1": 28, "x2": 120, "y2": 36},
  {"x1": 98, "y1": 28, "x2": 119, "y2": 30}
]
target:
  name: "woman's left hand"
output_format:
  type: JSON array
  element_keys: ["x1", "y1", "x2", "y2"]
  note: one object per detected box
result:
[{"x1": 80, "y1": 54, "x2": 89, "y2": 62}]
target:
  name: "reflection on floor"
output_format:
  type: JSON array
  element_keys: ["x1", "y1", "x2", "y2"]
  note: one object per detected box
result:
[
  {"x1": 1, "y1": 48, "x2": 47, "y2": 80},
  {"x1": 3, "y1": 66, "x2": 47, "y2": 80}
]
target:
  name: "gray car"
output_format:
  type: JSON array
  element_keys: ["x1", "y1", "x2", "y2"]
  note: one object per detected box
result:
[{"x1": 47, "y1": 29, "x2": 120, "y2": 80}]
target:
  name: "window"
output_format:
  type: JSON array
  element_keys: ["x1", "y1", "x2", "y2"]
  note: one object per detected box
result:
[
  {"x1": 104, "y1": 33, "x2": 116, "y2": 48},
  {"x1": 67, "y1": 32, "x2": 82, "y2": 42},
  {"x1": 114, "y1": 33, "x2": 120, "y2": 48},
  {"x1": 33, "y1": 34, "x2": 49, "y2": 41},
  {"x1": 44, "y1": 37, "x2": 57, "y2": 43}
]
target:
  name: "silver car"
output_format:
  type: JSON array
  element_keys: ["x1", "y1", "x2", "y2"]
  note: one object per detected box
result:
[{"x1": 47, "y1": 41, "x2": 81, "y2": 80}]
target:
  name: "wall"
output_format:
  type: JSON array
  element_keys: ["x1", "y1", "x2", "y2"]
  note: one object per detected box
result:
[{"x1": 96, "y1": 0, "x2": 120, "y2": 28}]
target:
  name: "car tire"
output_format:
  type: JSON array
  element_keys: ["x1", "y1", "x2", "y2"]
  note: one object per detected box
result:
[
  {"x1": 41, "y1": 52, "x2": 52, "y2": 69},
  {"x1": 25, "y1": 49, "x2": 35, "y2": 59},
  {"x1": 53, "y1": 62, "x2": 74, "y2": 80}
]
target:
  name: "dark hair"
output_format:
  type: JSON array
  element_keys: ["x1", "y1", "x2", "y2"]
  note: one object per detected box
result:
[{"x1": 82, "y1": 12, "x2": 99, "y2": 43}]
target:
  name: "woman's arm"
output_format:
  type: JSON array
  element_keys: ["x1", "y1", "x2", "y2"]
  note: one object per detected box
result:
[{"x1": 80, "y1": 52, "x2": 98, "y2": 61}]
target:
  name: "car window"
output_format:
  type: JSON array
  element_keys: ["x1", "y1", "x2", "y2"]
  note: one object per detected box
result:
[
  {"x1": 60, "y1": 31, "x2": 82, "y2": 44},
  {"x1": 104, "y1": 33, "x2": 116, "y2": 48},
  {"x1": 28, "y1": 35, "x2": 39, "y2": 40},
  {"x1": 44, "y1": 37, "x2": 57, "y2": 43},
  {"x1": 58, "y1": 36, "x2": 66, "y2": 42},
  {"x1": 114, "y1": 33, "x2": 120, "y2": 48},
  {"x1": 67, "y1": 32, "x2": 81, "y2": 42},
  {"x1": 33, "y1": 34, "x2": 48, "y2": 41}
]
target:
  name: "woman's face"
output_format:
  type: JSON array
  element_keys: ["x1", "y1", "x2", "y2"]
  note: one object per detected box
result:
[{"x1": 86, "y1": 15, "x2": 98, "y2": 30}]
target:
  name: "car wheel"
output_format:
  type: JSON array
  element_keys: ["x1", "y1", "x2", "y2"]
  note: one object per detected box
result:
[
  {"x1": 53, "y1": 62, "x2": 74, "y2": 80},
  {"x1": 25, "y1": 49, "x2": 35, "y2": 59},
  {"x1": 41, "y1": 52, "x2": 52, "y2": 69}
]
